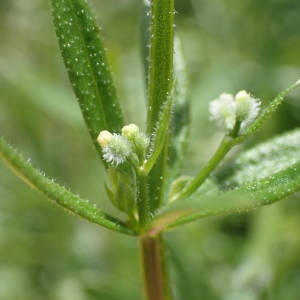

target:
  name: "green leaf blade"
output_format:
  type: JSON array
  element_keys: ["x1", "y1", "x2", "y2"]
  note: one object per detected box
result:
[
  {"x1": 146, "y1": 0, "x2": 174, "y2": 212},
  {"x1": 226, "y1": 128, "x2": 300, "y2": 186},
  {"x1": 140, "y1": 0, "x2": 151, "y2": 82},
  {"x1": 154, "y1": 163, "x2": 300, "y2": 231},
  {"x1": 50, "y1": 0, "x2": 124, "y2": 157},
  {"x1": 0, "y1": 136, "x2": 135, "y2": 236},
  {"x1": 147, "y1": 0, "x2": 174, "y2": 132},
  {"x1": 168, "y1": 37, "x2": 190, "y2": 178}
]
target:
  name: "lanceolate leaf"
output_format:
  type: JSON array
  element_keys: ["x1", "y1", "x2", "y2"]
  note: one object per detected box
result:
[
  {"x1": 0, "y1": 136, "x2": 135, "y2": 236},
  {"x1": 146, "y1": 0, "x2": 174, "y2": 212},
  {"x1": 50, "y1": 0, "x2": 124, "y2": 158},
  {"x1": 225, "y1": 128, "x2": 300, "y2": 186},
  {"x1": 169, "y1": 37, "x2": 190, "y2": 178},
  {"x1": 153, "y1": 162, "x2": 300, "y2": 231},
  {"x1": 146, "y1": 0, "x2": 174, "y2": 132},
  {"x1": 140, "y1": 0, "x2": 151, "y2": 82}
]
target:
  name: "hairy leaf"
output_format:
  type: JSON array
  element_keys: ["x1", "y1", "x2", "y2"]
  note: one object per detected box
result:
[
  {"x1": 146, "y1": 0, "x2": 174, "y2": 132},
  {"x1": 153, "y1": 162, "x2": 300, "y2": 231},
  {"x1": 0, "y1": 136, "x2": 135, "y2": 236},
  {"x1": 168, "y1": 37, "x2": 190, "y2": 178},
  {"x1": 140, "y1": 0, "x2": 151, "y2": 82},
  {"x1": 226, "y1": 128, "x2": 300, "y2": 186},
  {"x1": 146, "y1": 0, "x2": 174, "y2": 211},
  {"x1": 50, "y1": 0, "x2": 124, "y2": 159}
]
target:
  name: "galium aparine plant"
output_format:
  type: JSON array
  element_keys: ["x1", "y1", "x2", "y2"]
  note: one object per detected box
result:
[{"x1": 0, "y1": 0, "x2": 300, "y2": 299}]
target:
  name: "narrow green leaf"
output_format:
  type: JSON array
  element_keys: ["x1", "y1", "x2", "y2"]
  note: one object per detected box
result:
[
  {"x1": 50, "y1": 0, "x2": 124, "y2": 157},
  {"x1": 235, "y1": 80, "x2": 300, "y2": 144},
  {"x1": 153, "y1": 162, "x2": 300, "y2": 231},
  {"x1": 140, "y1": 0, "x2": 151, "y2": 82},
  {"x1": 142, "y1": 93, "x2": 173, "y2": 175},
  {"x1": 168, "y1": 37, "x2": 190, "y2": 177},
  {"x1": 146, "y1": 0, "x2": 174, "y2": 132},
  {"x1": 146, "y1": 0, "x2": 174, "y2": 212},
  {"x1": 226, "y1": 128, "x2": 300, "y2": 186},
  {"x1": 0, "y1": 136, "x2": 135, "y2": 236}
]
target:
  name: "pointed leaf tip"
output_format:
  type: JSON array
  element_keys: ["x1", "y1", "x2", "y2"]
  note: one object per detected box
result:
[{"x1": 49, "y1": 0, "x2": 124, "y2": 163}]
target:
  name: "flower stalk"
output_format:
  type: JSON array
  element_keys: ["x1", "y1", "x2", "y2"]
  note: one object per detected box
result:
[{"x1": 171, "y1": 136, "x2": 234, "y2": 202}]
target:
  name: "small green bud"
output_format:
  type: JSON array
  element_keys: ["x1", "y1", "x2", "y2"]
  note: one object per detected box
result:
[
  {"x1": 97, "y1": 124, "x2": 149, "y2": 166},
  {"x1": 121, "y1": 124, "x2": 149, "y2": 157},
  {"x1": 122, "y1": 124, "x2": 140, "y2": 139}
]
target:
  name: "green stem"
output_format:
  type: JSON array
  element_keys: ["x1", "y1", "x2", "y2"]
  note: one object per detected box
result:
[
  {"x1": 173, "y1": 136, "x2": 234, "y2": 201},
  {"x1": 137, "y1": 172, "x2": 150, "y2": 227},
  {"x1": 140, "y1": 234, "x2": 172, "y2": 300}
]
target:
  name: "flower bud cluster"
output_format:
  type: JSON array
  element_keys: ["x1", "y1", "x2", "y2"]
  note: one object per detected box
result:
[
  {"x1": 97, "y1": 124, "x2": 149, "y2": 166},
  {"x1": 209, "y1": 90, "x2": 261, "y2": 135}
]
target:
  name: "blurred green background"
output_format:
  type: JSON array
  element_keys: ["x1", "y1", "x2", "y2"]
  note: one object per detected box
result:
[{"x1": 1, "y1": 0, "x2": 300, "y2": 299}]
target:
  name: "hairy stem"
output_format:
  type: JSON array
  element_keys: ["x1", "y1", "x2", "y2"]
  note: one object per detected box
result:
[
  {"x1": 137, "y1": 172, "x2": 150, "y2": 227},
  {"x1": 140, "y1": 234, "x2": 172, "y2": 300}
]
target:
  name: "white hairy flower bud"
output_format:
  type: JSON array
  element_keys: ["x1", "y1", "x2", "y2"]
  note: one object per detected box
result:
[
  {"x1": 235, "y1": 90, "x2": 261, "y2": 132},
  {"x1": 97, "y1": 131, "x2": 132, "y2": 166},
  {"x1": 209, "y1": 93, "x2": 236, "y2": 132},
  {"x1": 102, "y1": 134, "x2": 132, "y2": 166},
  {"x1": 209, "y1": 90, "x2": 261, "y2": 135},
  {"x1": 97, "y1": 124, "x2": 149, "y2": 166}
]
